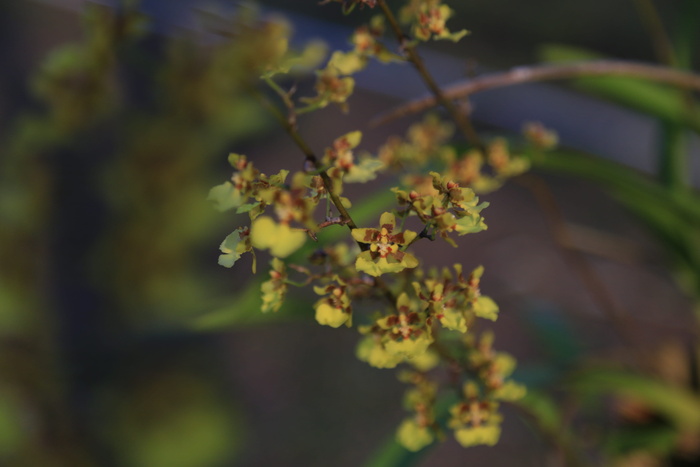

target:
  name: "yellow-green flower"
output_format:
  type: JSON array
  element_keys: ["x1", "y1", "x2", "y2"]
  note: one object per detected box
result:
[
  {"x1": 374, "y1": 293, "x2": 434, "y2": 361},
  {"x1": 448, "y1": 396, "x2": 503, "y2": 448},
  {"x1": 208, "y1": 154, "x2": 259, "y2": 212},
  {"x1": 313, "y1": 279, "x2": 352, "y2": 328},
  {"x1": 261, "y1": 258, "x2": 287, "y2": 313},
  {"x1": 453, "y1": 424, "x2": 501, "y2": 447},
  {"x1": 351, "y1": 212, "x2": 418, "y2": 277},
  {"x1": 218, "y1": 227, "x2": 255, "y2": 272},
  {"x1": 400, "y1": 0, "x2": 468, "y2": 42},
  {"x1": 396, "y1": 418, "x2": 433, "y2": 452},
  {"x1": 356, "y1": 335, "x2": 403, "y2": 369},
  {"x1": 414, "y1": 279, "x2": 468, "y2": 333},
  {"x1": 250, "y1": 216, "x2": 307, "y2": 258},
  {"x1": 301, "y1": 62, "x2": 355, "y2": 112}
]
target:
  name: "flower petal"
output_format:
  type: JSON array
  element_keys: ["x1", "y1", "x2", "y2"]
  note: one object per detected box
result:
[
  {"x1": 251, "y1": 216, "x2": 306, "y2": 258},
  {"x1": 315, "y1": 302, "x2": 351, "y2": 328},
  {"x1": 208, "y1": 181, "x2": 243, "y2": 212}
]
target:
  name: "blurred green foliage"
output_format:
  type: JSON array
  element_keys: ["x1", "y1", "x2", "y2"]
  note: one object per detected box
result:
[
  {"x1": 2, "y1": 1, "x2": 700, "y2": 466},
  {"x1": 0, "y1": 3, "x2": 279, "y2": 466}
]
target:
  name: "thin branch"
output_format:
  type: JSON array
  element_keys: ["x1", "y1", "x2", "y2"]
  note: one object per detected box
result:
[
  {"x1": 516, "y1": 174, "x2": 648, "y2": 370},
  {"x1": 255, "y1": 89, "x2": 362, "y2": 234},
  {"x1": 633, "y1": 0, "x2": 678, "y2": 66},
  {"x1": 371, "y1": 60, "x2": 700, "y2": 127},
  {"x1": 376, "y1": 0, "x2": 485, "y2": 153}
]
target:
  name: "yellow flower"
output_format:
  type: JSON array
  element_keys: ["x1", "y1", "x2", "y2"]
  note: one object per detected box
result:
[
  {"x1": 396, "y1": 419, "x2": 434, "y2": 452},
  {"x1": 313, "y1": 280, "x2": 352, "y2": 328},
  {"x1": 250, "y1": 216, "x2": 306, "y2": 258},
  {"x1": 351, "y1": 212, "x2": 418, "y2": 277},
  {"x1": 356, "y1": 336, "x2": 403, "y2": 369},
  {"x1": 260, "y1": 258, "x2": 287, "y2": 313}
]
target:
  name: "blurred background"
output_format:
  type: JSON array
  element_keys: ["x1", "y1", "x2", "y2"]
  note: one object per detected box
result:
[{"x1": 1, "y1": 0, "x2": 699, "y2": 466}]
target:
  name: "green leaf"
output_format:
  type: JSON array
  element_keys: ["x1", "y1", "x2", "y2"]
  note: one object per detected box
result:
[
  {"x1": 522, "y1": 305, "x2": 582, "y2": 368},
  {"x1": 539, "y1": 44, "x2": 700, "y2": 133},
  {"x1": 605, "y1": 424, "x2": 677, "y2": 457},
  {"x1": 533, "y1": 150, "x2": 700, "y2": 298},
  {"x1": 572, "y1": 368, "x2": 700, "y2": 430},
  {"x1": 516, "y1": 390, "x2": 563, "y2": 435},
  {"x1": 515, "y1": 391, "x2": 587, "y2": 467},
  {"x1": 192, "y1": 279, "x2": 308, "y2": 331}
]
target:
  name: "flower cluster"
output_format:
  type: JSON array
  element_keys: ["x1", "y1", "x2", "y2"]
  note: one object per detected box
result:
[
  {"x1": 322, "y1": 131, "x2": 384, "y2": 189},
  {"x1": 399, "y1": 0, "x2": 468, "y2": 42},
  {"x1": 210, "y1": 0, "x2": 530, "y2": 456},
  {"x1": 357, "y1": 292, "x2": 433, "y2": 368},
  {"x1": 379, "y1": 114, "x2": 539, "y2": 194},
  {"x1": 378, "y1": 114, "x2": 454, "y2": 169},
  {"x1": 394, "y1": 173, "x2": 488, "y2": 246},
  {"x1": 209, "y1": 154, "x2": 314, "y2": 262},
  {"x1": 396, "y1": 371, "x2": 438, "y2": 451},
  {"x1": 300, "y1": 15, "x2": 399, "y2": 113},
  {"x1": 260, "y1": 258, "x2": 288, "y2": 313}
]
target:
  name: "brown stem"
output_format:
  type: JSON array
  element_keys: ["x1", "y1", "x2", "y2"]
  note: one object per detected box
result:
[
  {"x1": 634, "y1": 0, "x2": 678, "y2": 66},
  {"x1": 374, "y1": 276, "x2": 397, "y2": 304},
  {"x1": 376, "y1": 0, "x2": 485, "y2": 153},
  {"x1": 255, "y1": 90, "x2": 416, "y2": 311},
  {"x1": 317, "y1": 217, "x2": 351, "y2": 229},
  {"x1": 371, "y1": 60, "x2": 700, "y2": 127},
  {"x1": 255, "y1": 90, "x2": 362, "y2": 234},
  {"x1": 510, "y1": 401, "x2": 591, "y2": 467}
]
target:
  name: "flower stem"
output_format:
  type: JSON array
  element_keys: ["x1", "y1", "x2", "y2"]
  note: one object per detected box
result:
[
  {"x1": 255, "y1": 90, "x2": 362, "y2": 234},
  {"x1": 376, "y1": 0, "x2": 485, "y2": 153},
  {"x1": 372, "y1": 61, "x2": 700, "y2": 128}
]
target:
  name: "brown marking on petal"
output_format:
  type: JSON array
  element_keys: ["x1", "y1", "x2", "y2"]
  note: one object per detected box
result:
[
  {"x1": 393, "y1": 250, "x2": 405, "y2": 261},
  {"x1": 270, "y1": 271, "x2": 283, "y2": 280},
  {"x1": 381, "y1": 223, "x2": 393, "y2": 233},
  {"x1": 392, "y1": 232, "x2": 406, "y2": 244}
]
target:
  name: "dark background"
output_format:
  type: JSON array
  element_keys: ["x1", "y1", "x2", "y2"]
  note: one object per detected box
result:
[{"x1": 0, "y1": 1, "x2": 698, "y2": 466}]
